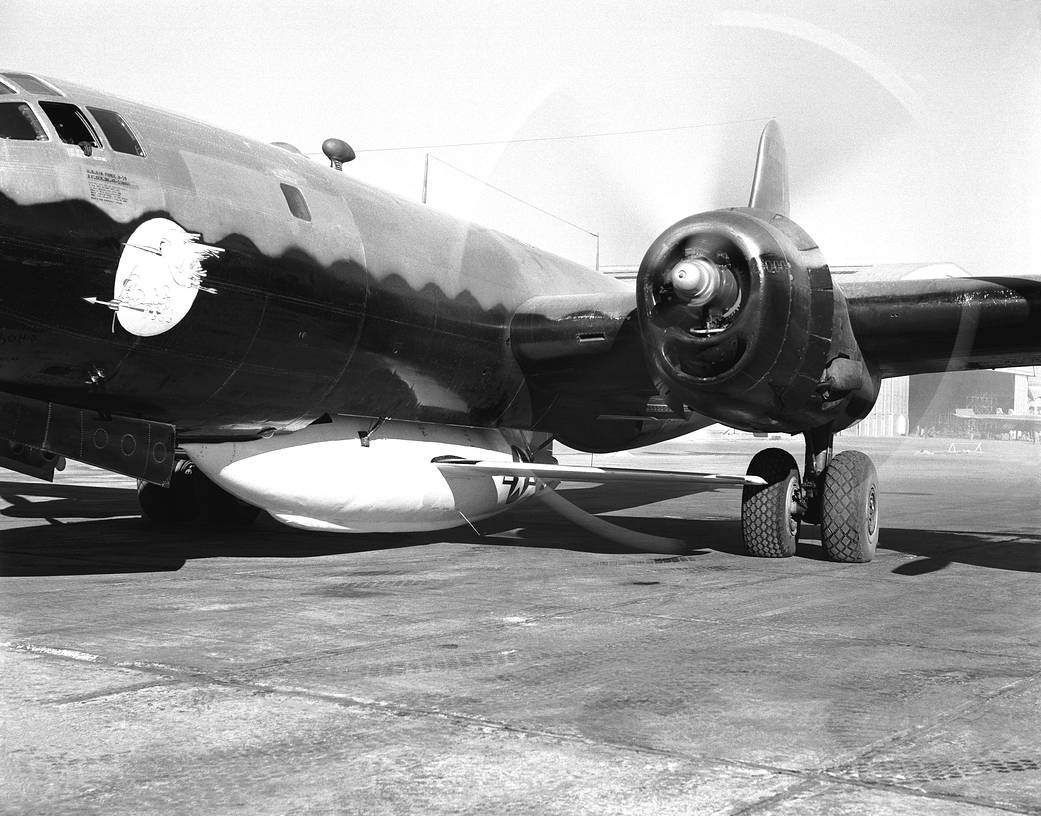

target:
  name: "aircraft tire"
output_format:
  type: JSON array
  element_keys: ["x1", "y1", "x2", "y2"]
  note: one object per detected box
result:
[
  {"x1": 193, "y1": 467, "x2": 261, "y2": 526},
  {"x1": 137, "y1": 459, "x2": 199, "y2": 524},
  {"x1": 821, "y1": 450, "x2": 879, "y2": 563},
  {"x1": 741, "y1": 448, "x2": 801, "y2": 558},
  {"x1": 138, "y1": 459, "x2": 259, "y2": 527}
]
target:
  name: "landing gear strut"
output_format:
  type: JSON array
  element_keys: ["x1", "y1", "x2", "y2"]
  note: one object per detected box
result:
[
  {"x1": 138, "y1": 457, "x2": 260, "y2": 526},
  {"x1": 741, "y1": 426, "x2": 879, "y2": 562}
]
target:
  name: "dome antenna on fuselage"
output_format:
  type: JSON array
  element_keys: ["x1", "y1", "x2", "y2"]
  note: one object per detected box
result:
[{"x1": 322, "y1": 138, "x2": 356, "y2": 171}]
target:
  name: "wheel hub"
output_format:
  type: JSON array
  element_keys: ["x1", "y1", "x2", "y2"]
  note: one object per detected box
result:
[
  {"x1": 785, "y1": 479, "x2": 800, "y2": 536},
  {"x1": 866, "y1": 484, "x2": 878, "y2": 535}
]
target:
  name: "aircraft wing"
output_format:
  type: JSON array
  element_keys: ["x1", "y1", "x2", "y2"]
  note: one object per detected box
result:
[
  {"x1": 434, "y1": 459, "x2": 765, "y2": 487},
  {"x1": 842, "y1": 275, "x2": 1041, "y2": 378},
  {"x1": 950, "y1": 410, "x2": 1041, "y2": 430}
]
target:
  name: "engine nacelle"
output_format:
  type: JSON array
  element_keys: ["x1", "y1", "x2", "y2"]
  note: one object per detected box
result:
[
  {"x1": 637, "y1": 208, "x2": 877, "y2": 432},
  {"x1": 182, "y1": 417, "x2": 547, "y2": 532}
]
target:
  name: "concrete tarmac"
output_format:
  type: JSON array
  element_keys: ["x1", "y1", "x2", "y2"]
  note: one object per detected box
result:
[{"x1": 2, "y1": 435, "x2": 1040, "y2": 815}]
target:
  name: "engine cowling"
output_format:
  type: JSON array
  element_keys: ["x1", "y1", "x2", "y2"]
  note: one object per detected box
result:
[{"x1": 637, "y1": 208, "x2": 877, "y2": 433}]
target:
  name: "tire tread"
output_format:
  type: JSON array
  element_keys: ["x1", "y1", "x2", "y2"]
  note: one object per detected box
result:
[
  {"x1": 821, "y1": 450, "x2": 878, "y2": 563},
  {"x1": 742, "y1": 448, "x2": 800, "y2": 558}
]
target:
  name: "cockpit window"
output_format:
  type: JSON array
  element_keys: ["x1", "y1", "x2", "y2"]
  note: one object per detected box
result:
[
  {"x1": 0, "y1": 102, "x2": 48, "y2": 141},
  {"x1": 39, "y1": 101, "x2": 101, "y2": 152},
  {"x1": 87, "y1": 107, "x2": 145, "y2": 157},
  {"x1": 0, "y1": 79, "x2": 15, "y2": 95},
  {"x1": 3, "y1": 73, "x2": 62, "y2": 96}
]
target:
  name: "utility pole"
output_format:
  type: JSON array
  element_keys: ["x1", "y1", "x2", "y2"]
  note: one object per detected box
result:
[{"x1": 421, "y1": 153, "x2": 430, "y2": 204}]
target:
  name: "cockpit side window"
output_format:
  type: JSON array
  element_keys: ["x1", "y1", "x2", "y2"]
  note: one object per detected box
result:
[
  {"x1": 38, "y1": 101, "x2": 102, "y2": 153},
  {"x1": 0, "y1": 102, "x2": 48, "y2": 141},
  {"x1": 87, "y1": 107, "x2": 145, "y2": 157},
  {"x1": 0, "y1": 79, "x2": 15, "y2": 95},
  {"x1": 3, "y1": 73, "x2": 62, "y2": 96}
]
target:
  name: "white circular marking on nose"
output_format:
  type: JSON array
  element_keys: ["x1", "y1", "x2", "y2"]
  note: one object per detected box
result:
[{"x1": 112, "y1": 218, "x2": 223, "y2": 337}]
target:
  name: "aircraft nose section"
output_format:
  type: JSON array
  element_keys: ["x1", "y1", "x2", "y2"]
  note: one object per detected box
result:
[
  {"x1": 0, "y1": 136, "x2": 70, "y2": 272},
  {"x1": 0, "y1": 145, "x2": 114, "y2": 401}
]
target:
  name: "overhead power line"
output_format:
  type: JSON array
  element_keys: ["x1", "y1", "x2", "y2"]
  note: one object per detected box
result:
[
  {"x1": 346, "y1": 115, "x2": 773, "y2": 154},
  {"x1": 425, "y1": 154, "x2": 601, "y2": 268},
  {"x1": 426, "y1": 154, "x2": 598, "y2": 238}
]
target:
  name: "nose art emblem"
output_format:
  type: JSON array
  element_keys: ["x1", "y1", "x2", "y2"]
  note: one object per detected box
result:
[{"x1": 84, "y1": 217, "x2": 223, "y2": 337}]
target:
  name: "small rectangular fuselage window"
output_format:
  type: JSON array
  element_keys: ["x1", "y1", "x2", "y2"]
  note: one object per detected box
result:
[
  {"x1": 39, "y1": 101, "x2": 102, "y2": 150},
  {"x1": 0, "y1": 102, "x2": 48, "y2": 141},
  {"x1": 280, "y1": 183, "x2": 312, "y2": 221},
  {"x1": 87, "y1": 107, "x2": 145, "y2": 156}
]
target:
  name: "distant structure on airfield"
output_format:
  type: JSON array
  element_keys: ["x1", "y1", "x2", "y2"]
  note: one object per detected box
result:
[
  {"x1": 842, "y1": 377, "x2": 909, "y2": 437},
  {"x1": 843, "y1": 369, "x2": 1038, "y2": 439}
]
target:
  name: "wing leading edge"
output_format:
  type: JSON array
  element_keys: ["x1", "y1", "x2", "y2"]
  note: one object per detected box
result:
[
  {"x1": 435, "y1": 460, "x2": 765, "y2": 487},
  {"x1": 435, "y1": 458, "x2": 763, "y2": 555},
  {"x1": 842, "y1": 275, "x2": 1041, "y2": 378}
]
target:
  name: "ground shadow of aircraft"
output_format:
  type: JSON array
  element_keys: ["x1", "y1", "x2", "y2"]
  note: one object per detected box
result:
[
  {"x1": 0, "y1": 479, "x2": 139, "y2": 520},
  {"x1": 0, "y1": 478, "x2": 710, "y2": 576},
  {"x1": 0, "y1": 514, "x2": 456, "y2": 578},
  {"x1": 2, "y1": 479, "x2": 1038, "y2": 577},
  {"x1": 482, "y1": 485, "x2": 1041, "y2": 574}
]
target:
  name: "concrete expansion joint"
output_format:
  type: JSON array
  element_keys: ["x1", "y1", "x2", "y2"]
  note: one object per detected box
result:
[
  {"x1": 41, "y1": 678, "x2": 179, "y2": 706},
  {"x1": 246, "y1": 679, "x2": 883, "y2": 788},
  {"x1": 249, "y1": 679, "x2": 692, "y2": 756},
  {"x1": 5, "y1": 647, "x2": 1040, "y2": 812},
  {"x1": 724, "y1": 778, "x2": 821, "y2": 816},
  {"x1": 3, "y1": 639, "x2": 253, "y2": 690},
  {"x1": 845, "y1": 667, "x2": 1041, "y2": 766},
  {"x1": 788, "y1": 672, "x2": 1041, "y2": 816},
  {"x1": 822, "y1": 775, "x2": 1041, "y2": 815},
  {"x1": 731, "y1": 769, "x2": 1041, "y2": 816},
  {"x1": 5, "y1": 638, "x2": 825, "y2": 775},
  {"x1": 4, "y1": 639, "x2": 659, "y2": 760}
]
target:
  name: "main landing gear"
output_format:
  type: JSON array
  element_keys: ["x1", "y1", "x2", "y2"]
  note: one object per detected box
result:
[
  {"x1": 741, "y1": 426, "x2": 879, "y2": 562},
  {"x1": 138, "y1": 457, "x2": 260, "y2": 527}
]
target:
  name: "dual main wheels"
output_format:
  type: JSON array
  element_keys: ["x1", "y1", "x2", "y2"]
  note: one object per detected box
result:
[
  {"x1": 741, "y1": 447, "x2": 879, "y2": 562},
  {"x1": 138, "y1": 458, "x2": 260, "y2": 526}
]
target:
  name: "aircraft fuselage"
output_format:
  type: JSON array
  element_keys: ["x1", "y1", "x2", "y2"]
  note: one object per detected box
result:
[{"x1": 0, "y1": 72, "x2": 658, "y2": 446}]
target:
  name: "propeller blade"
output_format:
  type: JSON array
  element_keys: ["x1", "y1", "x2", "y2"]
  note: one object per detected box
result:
[{"x1": 748, "y1": 119, "x2": 789, "y2": 216}]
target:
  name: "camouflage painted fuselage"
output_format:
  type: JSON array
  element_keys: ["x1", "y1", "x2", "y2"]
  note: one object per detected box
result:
[{"x1": 0, "y1": 73, "x2": 699, "y2": 450}]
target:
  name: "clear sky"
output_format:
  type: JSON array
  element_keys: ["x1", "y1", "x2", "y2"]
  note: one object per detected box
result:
[{"x1": 4, "y1": 0, "x2": 1039, "y2": 272}]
